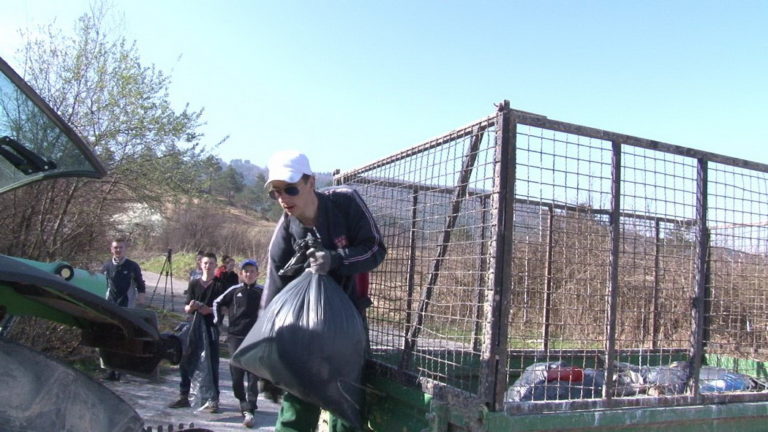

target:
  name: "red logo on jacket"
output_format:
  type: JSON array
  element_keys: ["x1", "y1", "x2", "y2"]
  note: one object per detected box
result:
[{"x1": 334, "y1": 235, "x2": 348, "y2": 249}]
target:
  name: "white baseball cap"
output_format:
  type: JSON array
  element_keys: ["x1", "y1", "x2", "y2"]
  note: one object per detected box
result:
[{"x1": 265, "y1": 150, "x2": 313, "y2": 186}]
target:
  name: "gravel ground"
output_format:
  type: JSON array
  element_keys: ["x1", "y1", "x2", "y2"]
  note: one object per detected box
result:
[
  {"x1": 102, "y1": 358, "x2": 280, "y2": 432},
  {"x1": 142, "y1": 270, "x2": 189, "y2": 314},
  {"x1": 107, "y1": 270, "x2": 281, "y2": 431}
]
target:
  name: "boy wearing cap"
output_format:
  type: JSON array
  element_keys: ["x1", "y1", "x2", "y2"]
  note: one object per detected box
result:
[
  {"x1": 262, "y1": 150, "x2": 387, "y2": 432},
  {"x1": 213, "y1": 259, "x2": 264, "y2": 428}
]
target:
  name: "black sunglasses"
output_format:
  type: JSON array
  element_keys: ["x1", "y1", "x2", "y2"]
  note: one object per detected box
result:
[{"x1": 268, "y1": 185, "x2": 301, "y2": 200}]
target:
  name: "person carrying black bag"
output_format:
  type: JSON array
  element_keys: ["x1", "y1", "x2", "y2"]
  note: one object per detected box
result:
[
  {"x1": 261, "y1": 150, "x2": 386, "y2": 432},
  {"x1": 168, "y1": 252, "x2": 227, "y2": 413}
]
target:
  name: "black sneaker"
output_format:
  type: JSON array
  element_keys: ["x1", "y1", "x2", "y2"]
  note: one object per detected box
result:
[{"x1": 168, "y1": 396, "x2": 191, "y2": 408}]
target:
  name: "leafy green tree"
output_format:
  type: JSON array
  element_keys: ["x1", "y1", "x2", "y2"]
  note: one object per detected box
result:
[
  {"x1": 234, "y1": 172, "x2": 275, "y2": 219},
  {"x1": 212, "y1": 165, "x2": 245, "y2": 204},
  {"x1": 200, "y1": 155, "x2": 223, "y2": 194},
  {"x1": 0, "y1": 2, "x2": 212, "y2": 262}
]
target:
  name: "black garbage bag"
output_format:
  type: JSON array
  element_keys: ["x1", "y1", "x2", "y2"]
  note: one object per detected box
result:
[
  {"x1": 232, "y1": 270, "x2": 366, "y2": 428},
  {"x1": 173, "y1": 320, "x2": 191, "y2": 359},
  {"x1": 505, "y1": 361, "x2": 567, "y2": 402},
  {"x1": 180, "y1": 312, "x2": 217, "y2": 407}
]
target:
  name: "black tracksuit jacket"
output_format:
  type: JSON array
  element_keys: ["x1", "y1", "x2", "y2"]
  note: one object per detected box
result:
[
  {"x1": 212, "y1": 283, "x2": 263, "y2": 337},
  {"x1": 103, "y1": 258, "x2": 146, "y2": 307},
  {"x1": 185, "y1": 278, "x2": 227, "y2": 327},
  {"x1": 262, "y1": 186, "x2": 387, "y2": 310}
]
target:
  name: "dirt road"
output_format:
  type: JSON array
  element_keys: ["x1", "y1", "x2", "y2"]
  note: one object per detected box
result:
[
  {"x1": 142, "y1": 270, "x2": 189, "y2": 313},
  {"x1": 103, "y1": 358, "x2": 280, "y2": 431},
  {"x1": 113, "y1": 271, "x2": 281, "y2": 431}
]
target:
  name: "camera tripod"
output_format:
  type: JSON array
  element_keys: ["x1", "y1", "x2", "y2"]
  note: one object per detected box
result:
[{"x1": 149, "y1": 248, "x2": 176, "y2": 311}]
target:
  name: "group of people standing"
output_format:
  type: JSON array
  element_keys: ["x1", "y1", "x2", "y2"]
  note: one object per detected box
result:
[
  {"x1": 167, "y1": 250, "x2": 264, "y2": 429},
  {"x1": 103, "y1": 150, "x2": 387, "y2": 431},
  {"x1": 101, "y1": 240, "x2": 264, "y2": 423}
]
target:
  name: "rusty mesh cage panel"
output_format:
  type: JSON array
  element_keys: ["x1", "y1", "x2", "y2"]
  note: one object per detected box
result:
[
  {"x1": 706, "y1": 163, "x2": 768, "y2": 361},
  {"x1": 615, "y1": 147, "x2": 698, "y2": 353},
  {"x1": 337, "y1": 117, "x2": 498, "y2": 392},
  {"x1": 337, "y1": 107, "x2": 768, "y2": 409},
  {"x1": 504, "y1": 116, "x2": 768, "y2": 408},
  {"x1": 506, "y1": 127, "x2": 701, "y2": 402},
  {"x1": 507, "y1": 125, "x2": 614, "y2": 402}
]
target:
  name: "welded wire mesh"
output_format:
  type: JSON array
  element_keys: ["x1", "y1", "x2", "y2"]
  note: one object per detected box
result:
[
  {"x1": 512, "y1": 126, "x2": 613, "y2": 348},
  {"x1": 615, "y1": 147, "x2": 697, "y2": 356},
  {"x1": 336, "y1": 106, "x2": 768, "y2": 411},
  {"x1": 707, "y1": 163, "x2": 768, "y2": 360},
  {"x1": 503, "y1": 114, "x2": 768, "y2": 409},
  {"x1": 337, "y1": 118, "x2": 498, "y2": 392}
]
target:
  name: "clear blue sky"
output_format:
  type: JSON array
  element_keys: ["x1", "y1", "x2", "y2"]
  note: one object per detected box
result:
[{"x1": 2, "y1": 1, "x2": 767, "y2": 174}]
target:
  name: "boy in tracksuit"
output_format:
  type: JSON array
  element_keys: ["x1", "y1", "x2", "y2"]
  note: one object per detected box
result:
[
  {"x1": 213, "y1": 259, "x2": 263, "y2": 428},
  {"x1": 262, "y1": 150, "x2": 387, "y2": 432}
]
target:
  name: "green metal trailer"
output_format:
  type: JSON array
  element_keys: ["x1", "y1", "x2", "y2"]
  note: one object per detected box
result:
[
  {"x1": 6, "y1": 256, "x2": 107, "y2": 297},
  {"x1": 336, "y1": 101, "x2": 768, "y2": 431},
  {"x1": 363, "y1": 354, "x2": 768, "y2": 431}
]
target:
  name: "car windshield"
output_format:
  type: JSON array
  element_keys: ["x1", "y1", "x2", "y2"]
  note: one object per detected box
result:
[{"x1": 0, "y1": 57, "x2": 105, "y2": 194}]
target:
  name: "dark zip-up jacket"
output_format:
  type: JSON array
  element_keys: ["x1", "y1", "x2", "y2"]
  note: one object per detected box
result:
[
  {"x1": 186, "y1": 278, "x2": 228, "y2": 327},
  {"x1": 262, "y1": 186, "x2": 387, "y2": 310},
  {"x1": 103, "y1": 258, "x2": 145, "y2": 307},
  {"x1": 212, "y1": 282, "x2": 263, "y2": 336},
  {"x1": 215, "y1": 268, "x2": 240, "y2": 289}
]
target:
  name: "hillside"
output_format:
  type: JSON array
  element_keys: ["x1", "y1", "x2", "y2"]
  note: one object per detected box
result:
[
  {"x1": 224, "y1": 158, "x2": 335, "y2": 187},
  {"x1": 116, "y1": 195, "x2": 279, "y2": 273}
]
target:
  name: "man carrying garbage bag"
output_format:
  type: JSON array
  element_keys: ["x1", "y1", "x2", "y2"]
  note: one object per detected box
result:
[{"x1": 238, "y1": 150, "x2": 386, "y2": 432}]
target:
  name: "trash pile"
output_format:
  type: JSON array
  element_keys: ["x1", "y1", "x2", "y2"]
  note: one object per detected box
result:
[{"x1": 506, "y1": 360, "x2": 767, "y2": 402}]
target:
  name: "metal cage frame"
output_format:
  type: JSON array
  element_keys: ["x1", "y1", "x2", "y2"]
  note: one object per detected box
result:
[{"x1": 335, "y1": 102, "x2": 768, "y2": 413}]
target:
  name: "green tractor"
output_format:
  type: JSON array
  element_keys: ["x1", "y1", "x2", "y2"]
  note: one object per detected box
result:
[{"x1": 0, "y1": 56, "x2": 182, "y2": 432}]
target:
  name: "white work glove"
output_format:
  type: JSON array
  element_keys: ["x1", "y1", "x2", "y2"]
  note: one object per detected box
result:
[{"x1": 307, "y1": 248, "x2": 332, "y2": 275}]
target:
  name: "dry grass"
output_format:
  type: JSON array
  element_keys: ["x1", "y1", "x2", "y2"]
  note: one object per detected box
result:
[{"x1": 369, "y1": 206, "x2": 768, "y2": 360}]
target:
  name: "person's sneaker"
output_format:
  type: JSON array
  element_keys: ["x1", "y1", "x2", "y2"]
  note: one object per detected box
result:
[
  {"x1": 242, "y1": 411, "x2": 255, "y2": 428},
  {"x1": 168, "y1": 396, "x2": 190, "y2": 408},
  {"x1": 197, "y1": 400, "x2": 219, "y2": 413}
]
